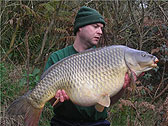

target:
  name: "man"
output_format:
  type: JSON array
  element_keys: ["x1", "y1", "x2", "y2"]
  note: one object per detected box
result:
[{"x1": 44, "y1": 6, "x2": 130, "y2": 126}]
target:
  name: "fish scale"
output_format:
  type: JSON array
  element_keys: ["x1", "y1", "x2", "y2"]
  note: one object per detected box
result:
[
  {"x1": 29, "y1": 47, "x2": 121, "y2": 105},
  {"x1": 63, "y1": 47, "x2": 126, "y2": 106},
  {"x1": 7, "y1": 45, "x2": 158, "y2": 126}
]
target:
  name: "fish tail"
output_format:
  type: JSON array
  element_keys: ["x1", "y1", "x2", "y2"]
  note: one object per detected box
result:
[{"x1": 7, "y1": 95, "x2": 43, "y2": 126}]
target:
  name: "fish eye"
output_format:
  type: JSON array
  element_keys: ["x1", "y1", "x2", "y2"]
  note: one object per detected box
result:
[{"x1": 141, "y1": 52, "x2": 147, "y2": 57}]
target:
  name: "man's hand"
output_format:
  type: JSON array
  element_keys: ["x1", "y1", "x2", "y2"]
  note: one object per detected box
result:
[
  {"x1": 50, "y1": 89, "x2": 69, "y2": 107},
  {"x1": 55, "y1": 89, "x2": 69, "y2": 102},
  {"x1": 110, "y1": 72, "x2": 145, "y2": 105},
  {"x1": 123, "y1": 72, "x2": 131, "y2": 88}
]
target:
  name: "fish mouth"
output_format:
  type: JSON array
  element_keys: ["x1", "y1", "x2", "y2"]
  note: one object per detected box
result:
[{"x1": 151, "y1": 58, "x2": 159, "y2": 67}]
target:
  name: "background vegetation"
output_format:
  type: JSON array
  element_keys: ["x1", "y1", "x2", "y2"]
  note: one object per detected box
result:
[{"x1": 1, "y1": 0, "x2": 168, "y2": 126}]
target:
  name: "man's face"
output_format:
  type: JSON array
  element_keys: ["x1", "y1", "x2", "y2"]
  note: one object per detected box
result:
[{"x1": 78, "y1": 23, "x2": 104, "y2": 47}]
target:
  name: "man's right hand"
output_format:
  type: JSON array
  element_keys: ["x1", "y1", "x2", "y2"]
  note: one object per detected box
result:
[
  {"x1": 55, "y1": 89, "x2": 70, "y2": 102},
  {"x1": 50, "y1": 89, "x2": 69, "y2": 107}
]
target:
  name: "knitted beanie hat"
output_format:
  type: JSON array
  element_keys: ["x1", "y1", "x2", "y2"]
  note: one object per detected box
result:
[{"x1": 74, "y1": 6, "x2": 105, "y2": 35}]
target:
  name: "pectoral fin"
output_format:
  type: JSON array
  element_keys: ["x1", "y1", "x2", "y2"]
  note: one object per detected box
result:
[
  {"x1": 95, "y1": 104, "x2": 105, "y2": 112},
  {"x1": 95, "y1": 94, "x2": 110, "y2": 112}
]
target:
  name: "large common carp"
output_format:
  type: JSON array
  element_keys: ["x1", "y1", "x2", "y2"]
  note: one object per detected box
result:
[{"x1": 7, "y1": 45, "x2": 158, "y2": 126}]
